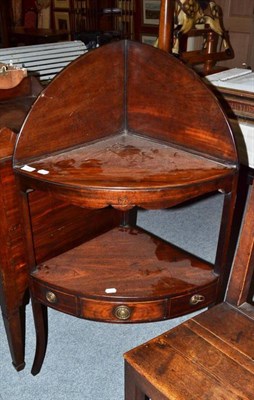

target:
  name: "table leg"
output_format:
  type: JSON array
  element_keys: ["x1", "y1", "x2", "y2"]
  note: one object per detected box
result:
[
  {"x1": 125, "y1": 361, "x2": 148, "y2": 400},
  {"x1": 31, "y1": 299, "x2": 48, "y2": 376},
  {"x1": 1, "y1": 304, "x2": 26, "y2": 371}
]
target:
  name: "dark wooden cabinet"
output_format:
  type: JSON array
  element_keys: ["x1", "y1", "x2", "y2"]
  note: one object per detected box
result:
[
  {"x1": 0, "y1": 0, "x2": 13, "y2": 47},
  {"x1": 13, "y1": 39, "x2": 238, "y2": 374},
  {"x1": 0, "y1": 114, "x2": 120, "y2": 371},
  {"x1": 53, "y1": 0, "x2": 134, "y2": 39},
  {"x1": 2, "y1": 1, "x2": 134, "y2": 47}
]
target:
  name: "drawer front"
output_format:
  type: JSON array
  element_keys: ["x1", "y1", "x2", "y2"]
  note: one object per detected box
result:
[
  {"x1": 31, "y1": 280, "x2": 218, "y2": 322},
  {"x1": 31, "y1": 279, "x2": 78, "y2": 316},
  {"x1": 169, "y1": 282, "x2": 218, "y2": 318},
  {"x1": 80, "y1": 298, "x2": 167, "y2": 323}
]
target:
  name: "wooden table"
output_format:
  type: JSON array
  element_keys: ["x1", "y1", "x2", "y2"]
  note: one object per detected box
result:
[
  {"x1": 206, "y1": 69, "x2": 254, "y2": 121},
  {"x1": 206, "y1": 70, "x2": 254, "y2": 168}
]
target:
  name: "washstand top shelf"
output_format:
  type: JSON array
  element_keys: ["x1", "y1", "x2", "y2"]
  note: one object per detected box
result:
[
  {"x1": 13, "y1": 40, "x2": 238, "y2": 209},
  {"x1": 15, "y1": 132, "x2": 236, "y2": 210}
]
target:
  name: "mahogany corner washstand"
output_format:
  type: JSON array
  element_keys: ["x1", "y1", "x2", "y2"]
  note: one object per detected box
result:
[{"x1": 13, "y1": 40, "x2": 238, "y2": 374}]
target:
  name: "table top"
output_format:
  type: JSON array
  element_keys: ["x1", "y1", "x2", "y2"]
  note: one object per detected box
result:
[
  {"x1": 32, "y1": 226, "x2": 217, "y2": 301},
  {"x1": 15, "y1": 132, "x2": 237, "y2": 210},
  {"x1": 207, "y1": 68, "x2": 254, "y2": 93},
  {"x1": 13, "y1": 41, "x2": 239, "y2": 210}
]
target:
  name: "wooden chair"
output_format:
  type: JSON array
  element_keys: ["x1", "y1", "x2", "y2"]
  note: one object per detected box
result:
[
  {"x1": 157, "y1": 0, "x2": 233, "y2": 76},
  {"x1": 124, "y1": 173, "x2": 254, "y2": 400},
  {"x1": 180, "y1": 28, "x2": 232, "y2": 76}
]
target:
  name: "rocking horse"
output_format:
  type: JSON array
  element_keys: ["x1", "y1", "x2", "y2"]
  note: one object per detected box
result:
[
  {"x1": 173, "y1": 0, "x2": 232, "y2": 55},
  {"x1": 156, "y1": 0, "x2": 232, "y2": 57}
]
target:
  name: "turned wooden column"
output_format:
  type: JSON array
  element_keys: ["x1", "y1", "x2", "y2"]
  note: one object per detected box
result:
[
  {"x1": 158, "y1": 0, "x2": 175, "y2": 52},
  {"x1": 203, "y1": 30, "x2": 219, "y2": 75}
]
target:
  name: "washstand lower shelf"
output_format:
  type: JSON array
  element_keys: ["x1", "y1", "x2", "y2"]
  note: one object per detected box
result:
[{"x1": 31, "y1": 226, "x2": 219, "y2": 323}]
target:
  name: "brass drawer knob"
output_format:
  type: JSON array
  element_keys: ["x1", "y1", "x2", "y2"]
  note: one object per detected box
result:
[
  {"x1": 114, "y1": 305, "x2": 131, "y2": 320},
  {"x1": 45, "y1": 291, "x2": 57, "y2": 304},
  {"x1": 190, "y1": 294, "x2": 205, "y2": 305}
]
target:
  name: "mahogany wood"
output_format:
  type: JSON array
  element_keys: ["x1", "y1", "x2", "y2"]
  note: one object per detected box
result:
[
  {"x1": 0, "y1": 65, "x2": 27, "y2": 90},
  {"x1": 12, "y1": 36, "x2": 239, "y2": 374},
  {"x1": 226, "y1": 178, "x2": 254, "y2": 310},
  {"x1": 0, "y1": 127, "x2": 120, "y2": 370},
  {"x1": 124, "y1": 176, "x2": 254, "y2": 400},
  {"x1": 30, "y1": 298, "x2": 48, "y2": 377},
  {"x1": 1, "y1": 0, "x2": 250, "y2": 380},
  {"x1": 158, "y1": 0, "x2": 175, "y2": 52},
  {"x1": 30, "y1": 226, "x2": 219, "y2": 322},
  {"x1": 15, "y1": 132, "x2": 237, "y2": 211},
  {"x1": 0, "y1": 76, "x2": 42, "y2": 102},
  {"x1": 0, "y1": 76, "x2": 43, "y2": 133},
  {"x1": 13, "y1": 42, "x2": 237, "y2": 164},
  {"x1": 0, "y1": 129, "x2": 27, "y2": 371}
]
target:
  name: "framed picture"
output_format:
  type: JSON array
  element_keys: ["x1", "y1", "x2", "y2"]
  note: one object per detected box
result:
[
  {"x1": 53, "y1": 0, "x2": 70, "y2": 9},
  {"x1": 142, "y1": 0, "x2": 161, "y2": 26},
  {"x1": 54, "y1": 11, "x2": 70, "y2": 30},
  {"x1": 141, "y1": 34, "x2": 157, "y2": 46}
]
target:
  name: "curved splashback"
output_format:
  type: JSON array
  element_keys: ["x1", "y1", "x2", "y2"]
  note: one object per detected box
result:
[{"x1": 14, "y1": 40, "x2": 238, "y2": 166}]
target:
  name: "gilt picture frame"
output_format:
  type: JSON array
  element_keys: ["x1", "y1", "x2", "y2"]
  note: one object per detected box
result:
[
  {"x1": 54, "y1": 11, "x2": 70, "y2": 30},
  {"x1": 53, "y1": 0, "x2": 70, "y2": 9},
  {"x1": 141, "y1": 34, "x2": 157, "y2": 45},
  {"x1": 142, "y1": 0, "x2": 161, "y2": 26}
]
